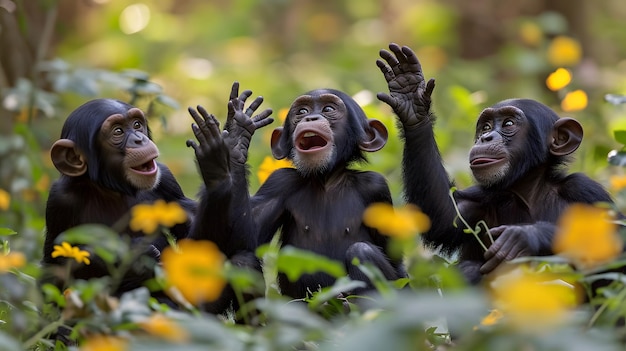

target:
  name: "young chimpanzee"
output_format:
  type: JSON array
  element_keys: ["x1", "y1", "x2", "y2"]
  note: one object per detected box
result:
[
  {"x1": 43, "y1": 99, "x2": 195, "y2": 295},
  {"x1": 376, "y1": 43, "x2": 616, "y2": 284},
  {"x1": 187, "y1": 87, "x2": 405, "y2": 299}
]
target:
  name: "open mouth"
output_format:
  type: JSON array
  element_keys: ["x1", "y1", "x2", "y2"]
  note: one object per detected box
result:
[
  {"x1": 296, "y1": 131, "x2": 330, "y2": 152},
  {"x1": 130, "y1": 159, "x2": 158, "y2": 175}
]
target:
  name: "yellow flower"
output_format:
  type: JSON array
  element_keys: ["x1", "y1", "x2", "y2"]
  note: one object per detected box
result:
[
  {"x1": 81, "y1": 335, "x2": 127, "y2": 351},
  {"x1": 547, "y1": 36, "x2": 582, "y2": 67},
  {"x1": 257, "y1": 156, "x2": 294, "y2": 185},
  {"x1": 0, "y1": 252, "x2": 26, "y2": 273},
  {"x1": 474, "y1": 309, "x2": 504, "y2": 330},
  {"x1": 35, "y1": 174, "x2": 50, "y2": 193},
  {"x1": 129, "y1": 200, "x2": 188, "y2": 234},
  {"x1": 363, "y1": 203, "x2": 431, "y2": 239},
  {"x1": 139, "y1": 313, "x2": 189, "y2": 343},
  {"x1": 518, "y1": 22, "x2": 542, "y2": 47},
  {"x1": 553, "y1": 203, "x2": 622, "y2": 268},
  {"x1": 277, "y1": 107, "x2": 289, "y2": 123},
  {"x1": 561, "y1": 90, "x2": 588, "y2": 112},
  {"x1": 0, "y1": 188, "x2": 10, "y2": 211},
  {"x1": 490, "y1": 268, "x2": 577, "y2": 332},
  {"x1": 610, "y1": 175, "x2": 626, "y2": 191},
  {"x1": 161, "y1": 239, "x2": 226, "y2": 306},
  {"x1": 545, "y1": 68, "x2": 572, "y2": 91},
  {"x1": 51, "y1": 242, "x2": 91, "y2": 265}
]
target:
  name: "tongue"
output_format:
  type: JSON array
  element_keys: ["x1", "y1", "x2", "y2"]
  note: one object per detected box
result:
[
  {"x1": 132, "y1": 159, "x2": 156, "y2": 173},
  {"x1": 300, "y1": 135, "x2": 327, "y2": 150}
]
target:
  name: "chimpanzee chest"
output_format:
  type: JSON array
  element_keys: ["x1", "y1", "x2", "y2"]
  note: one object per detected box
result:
[{"x1": 282, "y1": 185, "x2": 372, "y2": 259}]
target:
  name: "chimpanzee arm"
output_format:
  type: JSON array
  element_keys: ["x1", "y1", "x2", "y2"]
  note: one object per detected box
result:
[
  {"x1": 251, "y1": 168, "x2": 293, "y2": 246},
  {"x1": 376, "y1": 43, "x2": 465, "y2": 252},
  {"x1": 186, "y1": 105, "x2": 240, "y2": 254},
  {"x1": 222, "y1": 85, "x2": 273, "y2": 252},
  {"x1": 187, "y1": 88, "x2": 273, "y2": 256},
  {"x1": 480, "y1": 174, "x2": 618, "y2": 275},
  {"x1": 360, "y1": 171, "x2": 394, "y2": 252}
]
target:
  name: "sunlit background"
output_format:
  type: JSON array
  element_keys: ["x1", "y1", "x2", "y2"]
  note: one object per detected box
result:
[{"x1": 3, "y1": 0, "x2": 626, "y2": 207}]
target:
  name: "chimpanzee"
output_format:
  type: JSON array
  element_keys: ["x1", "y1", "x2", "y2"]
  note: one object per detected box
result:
[
  {"x1": 376, "y1": 43, "x2": 616, "y2": 284},
  {"x1": 187, "y1": 82, "x2": 274, "y2": 313},
  {"x1": 187, "y1": 87, "x2": 405, "y2": 299},
  {"x1": 43, "y1": 99, "x2": 195, "y2": 295}
]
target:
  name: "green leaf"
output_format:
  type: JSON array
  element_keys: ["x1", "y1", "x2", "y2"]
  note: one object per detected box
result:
[
  {"x1": 307, "y1": 276, "x2": 366, "y2": 309},
  {"x1": 41, "y1": 283, "x2": 65, "y2": 307},
  {"x1": 276, "y1": 246, "x2": 346, "y2": 282},
  {"x1": 155, "y1": 94, "x2": 180, "y2": 109},
  {"x1": 613, "y1": 130, "x2": 626, "y2": 145},
  {"x1": 0, "y1": 228, "x2": 18, "y2": 236}
]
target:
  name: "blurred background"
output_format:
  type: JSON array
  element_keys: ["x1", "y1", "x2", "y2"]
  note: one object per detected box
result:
[{"x1": 2, "y1": 0, "x2": 626, "y2": 257}]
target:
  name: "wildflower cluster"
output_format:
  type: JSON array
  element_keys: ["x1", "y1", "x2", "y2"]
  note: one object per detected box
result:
[{"x1": 129, "y1": 199, "x2": 187, "y2": 234}]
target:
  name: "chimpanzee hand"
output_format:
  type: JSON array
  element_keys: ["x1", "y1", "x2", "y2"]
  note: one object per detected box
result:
[
  {"x1": 376, "y1": 43, "x2": 435, "y2": 128},
  {"x1": 186, "y1": 105, "x2": 231, "y2": 189},
  {"x1": 480, "y1": 224, "x2": 550, "y2": 275},
  {"x1": 223, "y1": 82, "x2": 273, "y2": 165}
]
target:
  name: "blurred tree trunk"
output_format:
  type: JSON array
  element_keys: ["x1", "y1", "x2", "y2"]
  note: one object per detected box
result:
[
  {"x1": 0, "y1": 0, "x2": 56, "y2": 134},
  {"x1": 447, "y1": 0, "x2": 589, "y2": 60}
]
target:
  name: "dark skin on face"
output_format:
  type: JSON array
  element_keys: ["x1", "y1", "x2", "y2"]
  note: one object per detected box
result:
[
  {"x1": 188, "y1": 86, "x2": 404, "y2": 299},
  {"x1": 43, "y1": 99, "x2": 195, "y2": 297},
  {"x1": 377, "y1": 43, "x2": 616, "y2": 284}
]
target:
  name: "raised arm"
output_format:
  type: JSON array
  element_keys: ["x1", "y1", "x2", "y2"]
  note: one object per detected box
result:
[
  {"x1": 376, "y1": 43, "x2": 460, "y2": 248},
  {"x1": 187, "y1": 82, "x2": 273, "y2": 256}
]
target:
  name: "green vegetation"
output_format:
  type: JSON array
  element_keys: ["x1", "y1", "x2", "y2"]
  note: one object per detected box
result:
[{"x1": 2, "y1": 1, "x2": 626, "y2": 350}]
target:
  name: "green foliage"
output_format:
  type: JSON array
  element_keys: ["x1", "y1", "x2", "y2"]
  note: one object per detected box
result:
[
  {"x1": 3, "y1": 1, "x2": 626, "y2": 350},
  {"x1": 274, "y1": 246, "x2": 347, "y2": 282}
]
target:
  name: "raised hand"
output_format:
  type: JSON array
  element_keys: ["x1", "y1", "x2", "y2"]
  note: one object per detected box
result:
[
  {"x1": 223, "y1": 82, "x2": 274, "y2": 165},
  {"x1": 186, "y1": 105, "x2": 230, "y2": 189},
  {"x1": 376, "y1": 43, "x2": 435, "y2": 128}
]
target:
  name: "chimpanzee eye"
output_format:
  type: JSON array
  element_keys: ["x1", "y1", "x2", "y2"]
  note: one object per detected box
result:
[
  {"x1": 322, "y1": 105, "x2": 335, "y2": 113},
  {"x1": 113, "y1": 127, "x2": 124, "y2": 136},
  {"x1": 503, "y1": 120, "x2": 514, "y2": 127},
  {"x1": 482, "y1": 123, "x2": 492, "y2": 132},
  {"x1": 133, "y1": 120, "x2": 143, "y2": 129},
  {"x1": 297, "y1": 108, "x2": 308, "y2": 115}
]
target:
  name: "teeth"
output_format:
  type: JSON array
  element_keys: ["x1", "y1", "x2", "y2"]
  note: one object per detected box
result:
[{"x1": 303, "y1": 132, "x2": 316, "y2": 137}]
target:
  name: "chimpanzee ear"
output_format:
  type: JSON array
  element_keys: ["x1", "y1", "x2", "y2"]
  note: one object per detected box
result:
[
  {"x1": 270, "y1": 127, "x2": 289, "y2": 159},
  {"x1": 550, "y1": 117, "x2": 583, "y2": 156},
  {"x1": 360, "y1": 119, "x2": 388, "y2": 152},
  {"x1": 50, "y1": 139, "x2": 87, "y2": 176}
]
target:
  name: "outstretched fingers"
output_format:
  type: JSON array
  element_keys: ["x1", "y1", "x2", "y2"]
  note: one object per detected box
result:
[
  {"x1": 252, "y1": 109, "x2": 274, "y2": 129},
  {"x1": 376, "y1": 58, "x2": 395, "y2": 83},
  {"x1": 229, "y1": 81, "x2": 252, "y2": 104},
  {"x1": 229, "y1": 81, "x2": 240, "y2": 101},
  {"x1": 245, "y1": 96, "x2": 264, "y2": 117},
  {"x1": 376, "y1": 91, "x2": 396, "y2": 109},
  {"x1": 187, "y1": 105, "x2": 222, "y2": 151}
]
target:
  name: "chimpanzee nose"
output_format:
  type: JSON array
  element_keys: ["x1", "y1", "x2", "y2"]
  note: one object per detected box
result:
[{"x1": 304, "y1": 115, "x2": 322, "y2": 122}]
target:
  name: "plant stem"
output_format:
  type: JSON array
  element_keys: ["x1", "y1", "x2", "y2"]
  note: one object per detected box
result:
[
  {"x1": 23, "y1": 318, "x2": 65, "y2": 349},
  {"x1": 448, "y1": 188, "x2": 489, "y2": 252}
]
